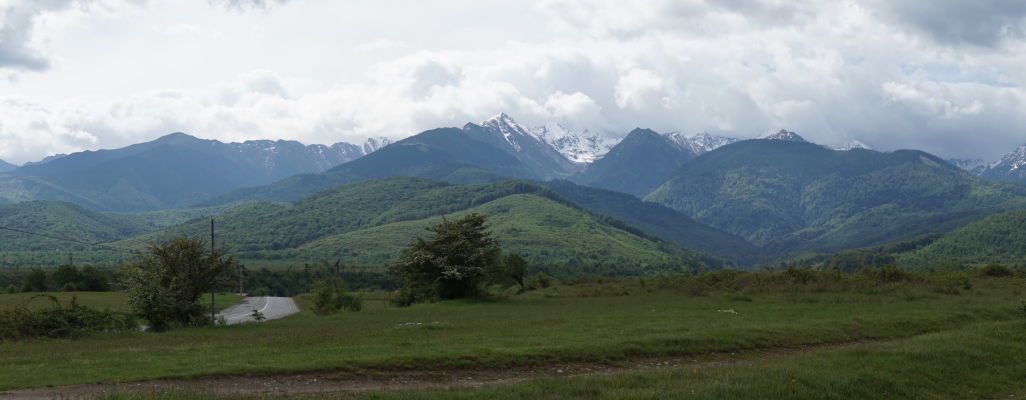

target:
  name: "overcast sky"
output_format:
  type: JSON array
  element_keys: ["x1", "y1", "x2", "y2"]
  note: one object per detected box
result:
[{"x1": 1, "y1": 0, "x2": 1025, "y2": 164}]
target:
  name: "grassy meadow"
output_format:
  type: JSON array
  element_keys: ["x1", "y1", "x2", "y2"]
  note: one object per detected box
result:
[
  {"x1": 0, "y1": 291, "x2": 243, "y2": 313},
  {"x1": 1, "y1": 269, "x2": 1023, "y2": 397}
]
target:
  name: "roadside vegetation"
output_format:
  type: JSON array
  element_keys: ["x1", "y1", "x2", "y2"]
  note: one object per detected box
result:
[
  {"x1": 0, "y1": 236, "x2": 242, "y2": 341},
  {"x1": 122, "y1": 237, "x2": 238, "y2": 331},
  {"x1": 1, "y1": 266, "x2": 1022, "y2": 392}
]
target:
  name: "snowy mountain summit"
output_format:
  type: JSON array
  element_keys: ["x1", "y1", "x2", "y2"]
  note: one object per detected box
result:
[
  {"x1": 947, "y1": 158, "x2": 988, "y2": 175},
  {"x1": 990, "y1": 144, "x2": 1026, "y2": 173},
  {"x1": 480, "y1": 113, "x2": 539, "y2": 152},
  {"x1": 532, "y1": 123, "x2": 617, "y2": 163},
  {"x1": 833, "y1": 140, "x2": 873, "y2": 151},
  {"x1": 479, "y1": 113, "x2": 615, "y2": 164},
  {"x1": 760, "y1": 129, "x2": 807, "y2": 142},
  {"x1": 476, "y1": 113, "x2": 580, "y2": 177},
  {"x1": 665, "y1": 132, "x2": 740, "y2": 155}
]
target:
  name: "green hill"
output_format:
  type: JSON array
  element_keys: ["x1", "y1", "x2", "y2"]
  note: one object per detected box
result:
[
  {"x1": 894, "y1": 209, "x2": 1026, "y2": 268},
  {"x1": 537, "y1": 180, "x2": 763, "y2": 265},
  {"x1": 0, "y1": 201, "x2": 151, "y2": 251},
  {"x1": 646, "y1": 140, "x2": 1026, "y2": 255},
  {"x1": 300, "y1": 194, "x2": 699, "y2": 268},
  {"x1": 118, "y1": 177, "x2": 717, "y2": 271}
]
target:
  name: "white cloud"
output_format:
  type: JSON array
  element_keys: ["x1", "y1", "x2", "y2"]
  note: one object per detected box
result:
[
  {"x1": 1, "y1": 0, "x2": 1026, "y2": 164},
  {"x1": 614, "y1": 68, "x2": 666, "y2": 110}
]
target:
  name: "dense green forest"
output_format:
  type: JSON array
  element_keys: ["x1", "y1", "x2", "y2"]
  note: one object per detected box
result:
[
  {"x1": 0, "y1": 201, "x2": 150, "y2": 251},
  {"x1": 573, "y1": 128, "x2": 693, "y2": 197},
  {"x1": 539, "y1": 180, "x2": 762, "y2": 265},
  {"x1": 647, "y1": 140, "x2": 1026, "y2": 254},
  {"x1": 895, "y1": 209, "x2": 1026, "y2": 267},
  {"x1": 113, "y1": 177, "x2": 717, "y2": 271}
]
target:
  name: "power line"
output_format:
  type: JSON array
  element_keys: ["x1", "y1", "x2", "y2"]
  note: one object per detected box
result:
[{"x1": 0, "y1": 224, "x2": 139, "y2": 254}]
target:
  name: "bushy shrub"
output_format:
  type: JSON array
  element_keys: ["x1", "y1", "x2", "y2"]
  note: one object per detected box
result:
[
  {"x1": 980, "y1": 263, "x2": 1014, "y2": 277},
  {"x1": 527, "y1": 272, "x2": 552, "y2": 290},
  {"x1": 390, "y1": 213, "x2": 501, "y2": 304},
  {"x1": 21, "y1": 269, "x2": 48, "y2": 292},
  {"x1": 121, "y1": 237, "x2": 238, "y2": 331},
  {"x1": 858, "y1": 265, "x2": 916, "y2": 284},
  {"x1": 312, "y1": 279, "x2": 362, "y2": 315},
  {"x1": 0, "y1": 295, "x2": 136, "y2": 341}
]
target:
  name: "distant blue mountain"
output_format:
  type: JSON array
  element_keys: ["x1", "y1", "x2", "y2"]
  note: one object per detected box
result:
[
  {"x1": 0, "y1": 158, "x2": 16, "y2": 173},
  {"x1": 0, "y1": 133, "x2": 389, "y2": 211}
]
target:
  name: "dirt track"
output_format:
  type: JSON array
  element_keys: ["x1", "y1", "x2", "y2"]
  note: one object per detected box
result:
[{"x1": 0, "y1": 340, "x2": 871, "y2": 399}]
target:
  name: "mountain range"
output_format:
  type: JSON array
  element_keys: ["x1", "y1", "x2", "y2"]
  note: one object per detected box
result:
[
  {"x1": 0, "y1": 159, "x2": 16, "y2": 173},
  {"x1": 981, "y1": 144, "x2": 1026, "y2": 183},
  {"x1": 4, "y1": 113, "x2": 1026, "y2": 270},
  {"x1": 646, "y1": 134, "x2": 1026, "y2": 255},
  {"x1": 0, "y1": 134, "x2": 390, "y2": 211}
]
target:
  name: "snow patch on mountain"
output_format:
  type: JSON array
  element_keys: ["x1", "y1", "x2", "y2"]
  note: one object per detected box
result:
[
  {"x1": 532, "y1": 123, "x2": 617, "y2": 163},
  {"x1": 991, "y1": 144, "x2": 1026, "y2": 172},
  {"x1": 947, "y1": 158, "x2": 988, "y2": 175},
  {"x1": 833, "y1": 140, "x2": 873, "y2": 151},
  {"x1": 759, "y1": 129, "x2": 807, "y2": 142},
  {"x1": 481, "y1": 113, "x2": 535, "y2": 152},
  {"x1": 362, "y1": 137, "x2": 392, "y2": 154},
  {"x1": 665, "y1": 132, "x2": 740, "y2": 155}
]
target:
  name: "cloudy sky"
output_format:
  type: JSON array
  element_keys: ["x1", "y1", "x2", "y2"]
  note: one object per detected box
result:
[{"x1": 1, "y1": 0, "x2": 1026, "y2": 164}]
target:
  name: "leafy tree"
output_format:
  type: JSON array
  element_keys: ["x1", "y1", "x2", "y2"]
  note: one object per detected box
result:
[
  {"x1": 53, "y1": 264, "x2": 82, "y2": 291},
  {"x1": 79, "y1": 265, "x2": 110, "y2": 292},
  {"x1": 121, "y1": 237, "x2": 237, "y2": 331},
  {"x1": 21, "y1": 269, "x2": 48, "y2": 292},
  {"x1": 494, "y1": 253, "x2": 527, "y2": 292},
  {"x1": 391, "y1": 213, "x2": 501, "y2": 305}
]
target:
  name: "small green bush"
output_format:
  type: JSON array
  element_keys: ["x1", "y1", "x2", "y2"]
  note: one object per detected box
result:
[
  {"x1": 527, "y1": 273, "x2": 552, "y2": 290},
  {"x1": 312, "y1": 279, "x2": 362, "y2": 315},
  {"x1": 0, "y1": 295, "x2": 136, "y2": 341},
  {"x1": 980, "y1": 263, "x2": 1014, "y2": 277},
  {"x1": 858, "y1": 265, "x2": 916, "y2": 284}
]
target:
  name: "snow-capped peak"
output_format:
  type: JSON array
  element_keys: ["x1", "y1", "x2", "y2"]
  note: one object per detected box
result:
[
  {"x1": 481, "y1": 113, "x2": 536, "y2": 151},
  {"x1": 760, "y1": 129, "x2": 807, "y2": 143},
  {"x1": 362, "y1": 137, "x2": 392, "y2": 154},
  {"x1": 947, "y1": 158, "x2": 988, "y2": 175},
  {"x1": 991, "y1": 144, "x2": 1026, "y2": 172},
  {"x1": 664, "y1": 131, "x2": 740, "y2": 155},
  {"x1": 833, "y1": 140, "x2": 873, "y2": 151},
  {"x1": 532, "y1": 123, "x2": 617, "y2": 163}
]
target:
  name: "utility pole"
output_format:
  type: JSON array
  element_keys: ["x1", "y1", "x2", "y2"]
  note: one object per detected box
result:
[
  {"x1": 238, "y1": 264, "x2": 244, "y2": 296},
  {"x1": 210, "y1": 218, "x2": 216, "y2": 324}
]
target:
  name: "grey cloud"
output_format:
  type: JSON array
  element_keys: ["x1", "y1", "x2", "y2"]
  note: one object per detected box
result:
[
  {"x1": 0, "y1": 0, "x2": 75, "y2": 71},
  {"x1": 881, "y1": 0, "x2": 1026, "y2": 47}
]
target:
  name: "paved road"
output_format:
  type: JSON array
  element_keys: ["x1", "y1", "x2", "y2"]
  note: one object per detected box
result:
[{"x1": 217, "y1": 296, "x2": 299, "y2": 325}]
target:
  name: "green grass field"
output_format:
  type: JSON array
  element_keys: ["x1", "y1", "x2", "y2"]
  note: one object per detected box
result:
[
  {"x1": 0, "y1": 291, "x2": 242, "y2": 313},
  {"x1": 360, "y1": 320, "x2": 1026, "y2": 400},
  {"x1": 1, "y1": 273, "x2": 1023, "y2": 395}
]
